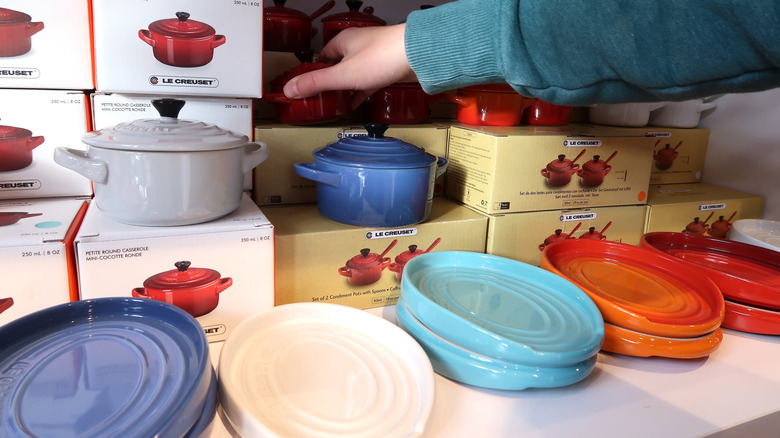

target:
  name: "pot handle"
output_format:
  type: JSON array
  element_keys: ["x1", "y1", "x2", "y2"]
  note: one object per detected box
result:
[
  {"x1": 211, "y1": 35, "x2": 227, "y2": 49},
  {"x1": 434, "y1": 156, "x2": 448, "y2": 179},
  {"x1": 53, "y1": 147, "x2": 108, "y2": 184},
  {"x1": 27, "y1": 136, "x2": 45, "y2": 151},
  {"x1": 380, "y1": 257, "x2": 392, "y2": 270},
  {"x1": 443, "y1": 93, "x2": 476, "y2": 108},
  {"x1": 388, "y1": 262, "x2": 402, "y2": 273},
  {"x1": 132, "y1": 287, "x2": 149, "y2": 298},
  {"x1": 242, "y1": 142, "x2": 270, "y2": 173},
  {"x1": 541, "y1": 168, "x2": 550, "y2": 178},
  {"x1": 338, "y1": 266, "x2": 352, "y2": 278},
  {"x1": 138, "y1": 29, "x2": 156, "y2": 47},
  {"x1": 27, "y1": 22, "x2": 44, "y2": 37},
  {"x1": 294, "y1": 162, "x2": 341, "y2": 188},
  {"x1": 216, "y1": 277, "x2": 233, "y2": 293}
]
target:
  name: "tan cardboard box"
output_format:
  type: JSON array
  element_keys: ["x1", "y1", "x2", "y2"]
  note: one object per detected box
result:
[
  {"x1": 0, "y1": 197, "x2": 89, "y2": 326},
  {"x1": 74, "y1": 195, "x2": 274, "y2": 343},
  {"x1": 265, "y1": 197, "x2": 488, "y2": 309},
  {"x1": 253, "y1": 123, "x2": 449, "y2": 205},
  {"x1": 445, "y1": 124, "x2": 655, "y2": 214},
  {"x1": 645, "y1": 183, "x2": 765, "y2": 237},
  {"x1": 617, "y1": 127, "x2": 710, "y2": 184},
  {"x1": 485, "y1": 204, "x2": 648, "y2": 266}
]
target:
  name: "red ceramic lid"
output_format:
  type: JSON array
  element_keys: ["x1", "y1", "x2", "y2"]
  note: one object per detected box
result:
[
  {"x1": 322, "y1": 0, "x2": 386, "y2": 25},
  {"x1": 0, "y1": 8, "x2": 31, "y2": 25},
  {"x1": 546, "y1": 154, "x2": 576, "y2": 171},
  {"x1": 143, "y1": 261, "x2": 221, "y2": 291},
  {"x1": 0, "y1": 125, "x2": 32, "y2": 141},
  {"x1": 581, "y1": 155, "x2": 608, "y2": 171},
  {"x1": 347, "y1": 249, "x2": 384, "y2": 268},
  {"x1": 148, "y1": 12, "x2": 215, "y2": 39},
  {"x1": 265, "y1": 0, "x2": 311, "y2": 20},
  {"x1": 270, "y1": 61, "x2": 333, "y2": 86},
  {"x1": 395, "y1": 245, "x2": 424, "y2": 264}
]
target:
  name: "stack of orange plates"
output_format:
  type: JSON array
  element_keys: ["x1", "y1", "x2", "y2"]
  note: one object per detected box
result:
[
  {"x1": 641, "y1": 232, "x2": 780, "y2": 335},
  {"x1": 541, "y1": 239, "x2": 725, "y2": 358}
]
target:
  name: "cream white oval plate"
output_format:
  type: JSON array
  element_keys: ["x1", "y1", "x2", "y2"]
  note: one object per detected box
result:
[{"x1": 218, "y1": 302, "x2": 435, "y2": 438}]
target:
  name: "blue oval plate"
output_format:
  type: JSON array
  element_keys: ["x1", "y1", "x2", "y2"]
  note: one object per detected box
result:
[
  {"x1": 0, "y1": 298, "x2": 213, "y2": 438},
  {"x1": 396, "y1": 298, "x2": 597, "y2": 390},
  {"x1": 401, "y1": 251, "x2": 604, "y2": 367}
]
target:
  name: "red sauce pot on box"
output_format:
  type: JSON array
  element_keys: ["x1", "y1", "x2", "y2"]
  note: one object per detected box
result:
[
  {"x1": 339, "y1": 240, "x2": 397, "y2": 286},
  {"x1": 139, "y1": 12, "x2": 225, "y2": 67},
  {"x1": 264, "y1": 0, "x2": 335, "y2": 52},
  {"x1": 0, "y1": 124, "x2": 45, "y2": 171},
  {"x1": 263, "y1": 51, "x2": 350, "y2": 125},
  {"x1": 577, "y1": 151, "x2": 617, "y2": 187},
  {"x1": 132, "y1": 261, "x2": 233, "y2": 318},
  {"x1": 368, "y1": 82, "x2": 442, "y2": 124},
  {"x1": 388, "y1": 238, "x2": 441, "y2": 280},
  {"x1": 0, "y1": 8, "x2": 44, "y2": 57},
  {"x1": 541, "y1": 149, "x2": 586, "y2": 187},
  {"x1": 445, "y1": 84, "x2": 536, "y2": 126},
  {"x1": 321, "y1": 0, "x2": 386, "y2": 45}
]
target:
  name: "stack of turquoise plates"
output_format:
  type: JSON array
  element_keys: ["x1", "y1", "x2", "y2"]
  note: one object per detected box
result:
[{"x1": 396, "y1": 251, "x2": 605, "y2": 390}]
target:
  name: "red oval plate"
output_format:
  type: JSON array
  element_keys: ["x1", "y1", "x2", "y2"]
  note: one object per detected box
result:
[
  {"x1": 602, "y1": 323, "x2": 723, "y2": 359},
  {"x1": 723, "y1": 299, "x2": 780, "y2": 335},
  {"x1": 641, "y1": 232, "x2": 780, "y2": 309},
  {"x1": 541, "y1": 239, "x2": 724, "y2": 337}
]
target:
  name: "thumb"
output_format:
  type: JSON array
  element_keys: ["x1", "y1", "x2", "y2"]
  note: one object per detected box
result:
[{"x1": 283, "y1": 66, "x2": 347, "y2": 99}]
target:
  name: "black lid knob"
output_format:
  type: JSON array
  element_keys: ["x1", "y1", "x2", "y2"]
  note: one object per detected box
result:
[
  {"x1": 152, "y1": 99, "x2": 186, "y2": 119},
  {"x1": 294, "y1": 50, "x2": 315, "y2": 64},
  {"x1": 360, "y1": 248, "x2": 371, "y2": 257},
  {"x1": 175, "y1": 261, "x2": 192, "y2": 272},
  {"x1": 365, "y1": 123, "x2": 388, "y2": 138},
  {"x1": 273, "y1": 0, "x2": 287, "y2": 6},
  {"x1": 557, "y1": 154, "x2": 566, "y2": 162},
  {"x1": 346, "y1": 0, "x2": 363, "y2": 11},
  {"x1": 408, "y1": 244, "x2": 418, "y2": 253},
  {"x1": 176, "y1": 11, "x2": 190, "y2": 22},
  {"x1": 592, "y1": 155, "x2": 601, "y2": 162}
]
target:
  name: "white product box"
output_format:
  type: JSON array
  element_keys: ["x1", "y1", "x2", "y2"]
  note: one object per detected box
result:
[
  {"x1": 91, "y1": 93, "x2": 256, "y2": 190},
  {"x1": 92, "y1": 0, "x2": 263, "y2": 98},
  {"x1": 0, "y1": 197, "x2": 89, "y2": 327},
  {"x1": 74, "y1": 195, "x2": 274, "y2": 342},
  {"x1": 0, "y1": 1, "x2": 94, "y2": 90},
  {"x1": 0, "y1": 89, "x2": 93, "y2": 199}
]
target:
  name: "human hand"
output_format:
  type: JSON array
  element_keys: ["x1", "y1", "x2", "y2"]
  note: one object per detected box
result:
[{"x1": 282, "y1": 24, "x2": 416, "y2": 109}]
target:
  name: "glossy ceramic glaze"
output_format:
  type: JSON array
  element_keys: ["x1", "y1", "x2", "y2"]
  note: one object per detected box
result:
[
  {"x1": 589, "y1": 102, "x2": 666, "y2": 127},
  {"x1": 263, "y1": 0, "x2": 335, "y2": 52},
  {"x1": 445, "y1": 84, "x2": 536, "y2": 126},
  {"x1": 0, "y1": 298, "x2": 213, "y2": 438},
  {"x1": 0, "y1": 124, "x2": 44, "y2": 171},
  {"x1": 321, "y1": 0, "x2": 387, "y2": 44},
  {"x1": 400, "y1": 251, "x2": 604, "y2": 366},
  {"x1": 602, "y1": 323, "x2": 723, "y2": 359},
  {"x1": 641, "y1": 232, "x2": 780, "y2": 309},
  {"x1": 723, "y1": 299, "x2": 780, "y2": 335},
  {"x1": 54, "y1": 99, "x2": 269, "y2": 226},
  {"x1": 522, "y1": 99, "x2": 573, "y2": 125},
  {"x1": 294, "y1": 124, "x2": 447, "y2": 227},
  {"x1": 648, "y1": 97, "x2": 720, "y2": 128},
  {"x1": 0, "y1": 7, "x2": 44, "y2": 57},
  {"x1": 138, "y1": 12, "x2": 225, "y2": 67},
  {"x1": 218, "y1": 302, "x2": 434, "y2": 438},
  {"x1": 729, "y1": 219, "x2": 780, "y2": 253},
  {"x1": 396, "y1": 298, "x2": 598, "y2": 390},
  {"x1": 541, "y1": 239, "x2": 725, "y2": 337}
]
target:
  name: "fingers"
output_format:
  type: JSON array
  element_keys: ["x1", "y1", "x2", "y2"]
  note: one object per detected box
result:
[{"x1": 283, "y1": 64, "x2": 349, "y2": 99}]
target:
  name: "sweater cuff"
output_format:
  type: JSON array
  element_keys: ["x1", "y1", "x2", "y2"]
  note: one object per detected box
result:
[{"x1": 405, "y1": 0, "x2": 506, "y2": 94}]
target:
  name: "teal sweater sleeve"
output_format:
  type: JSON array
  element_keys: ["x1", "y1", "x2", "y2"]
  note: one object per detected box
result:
[{"x1": 404, "y1": 0, "x2": 780, "y2": 105}]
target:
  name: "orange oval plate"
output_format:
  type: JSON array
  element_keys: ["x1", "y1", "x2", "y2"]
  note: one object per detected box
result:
[
  {"x1": 541, "y1": 239, "x2": 724, "y2": 337},
  {"x1": 602, "y1": 323, "x2": 723, "y2": 359}
]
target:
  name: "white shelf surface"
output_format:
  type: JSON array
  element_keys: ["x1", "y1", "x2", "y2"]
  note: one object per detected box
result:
[{"x1": 206, "y1": 305, "x2": 780, "y2": 438}]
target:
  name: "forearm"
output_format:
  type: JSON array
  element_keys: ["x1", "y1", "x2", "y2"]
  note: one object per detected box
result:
[{"x1": 405, "y1": 0, "x2": 780, "y2": 105}]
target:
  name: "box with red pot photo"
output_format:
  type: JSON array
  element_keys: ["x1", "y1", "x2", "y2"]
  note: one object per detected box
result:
[
  {"x1": 0, "y1": 1, "x2": 94, "y2": 90},
  {"x1": 644, "y1": 182, "x2": 765, "y2": 237},
  {"x1": 264, "y1": 197, "x2": 488, "y2": 310},
  {"x1": 0, "y1": 89, "x2": 93, "y2": 200},
  {"x1": 0, "y1": 197, "x2": 89, "y2": 327},
  {"x1": 484, "y1": 204, "x2": 649, "y2": 267},
  {"x1": 74, "y1": 194, "x2": 274, "y2": 342},
  {"x1": 445, "y1": 124, "x2": 656, "y2": 214},
  {"x1": 91, "y1": 0, "x2": 263, "y2": 98}
]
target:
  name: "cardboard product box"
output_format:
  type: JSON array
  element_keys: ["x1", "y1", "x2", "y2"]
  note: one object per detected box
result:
[
  {"x1": 252, "y1": 122, "x2": 450, "y2": 206},
  {"x1": 617, "y1": 127, "x2": 710, "y2": 184},
  {"x1": 485, "y1": 204, "x2": 648, "y2": 267},
  {"x1": 74, "y1": 195, "x2": 274, "y2": 342},
  {"x1": 645, "y1": 183, "x2": 765, "y2": 237},
  {"x1": 0, "y1": 89, "x2": 92, "y2": 200},
  {"x1": 0, "y1": 197, "x2": 89, "y2": 326},
  {"x1": 0, "y1": 1, "x2": 94, "y2": 90},
  {"x1": 90, "y1": 93, "x2": 256, "y2": 190},
  {"x1": 265, "y1": 197, "x2": 488, "y2": 309},
  {"x1": 445, "y1": 124, "x2": 655, "y2": 214},
  {"x1": 91, "y1": 0, "x2": 263, "y2": 98}
]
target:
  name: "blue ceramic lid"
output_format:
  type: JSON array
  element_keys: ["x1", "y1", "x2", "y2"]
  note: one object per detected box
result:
[
  {"x1": 400, "y1": 251, "x2": 604, "y2": 367},
  {"x1": 313, "y1": 123, "x2": 435, "y2": 168},
  {"x1": 0, "y1": 298, "x2": 213, "y2": 438}
]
